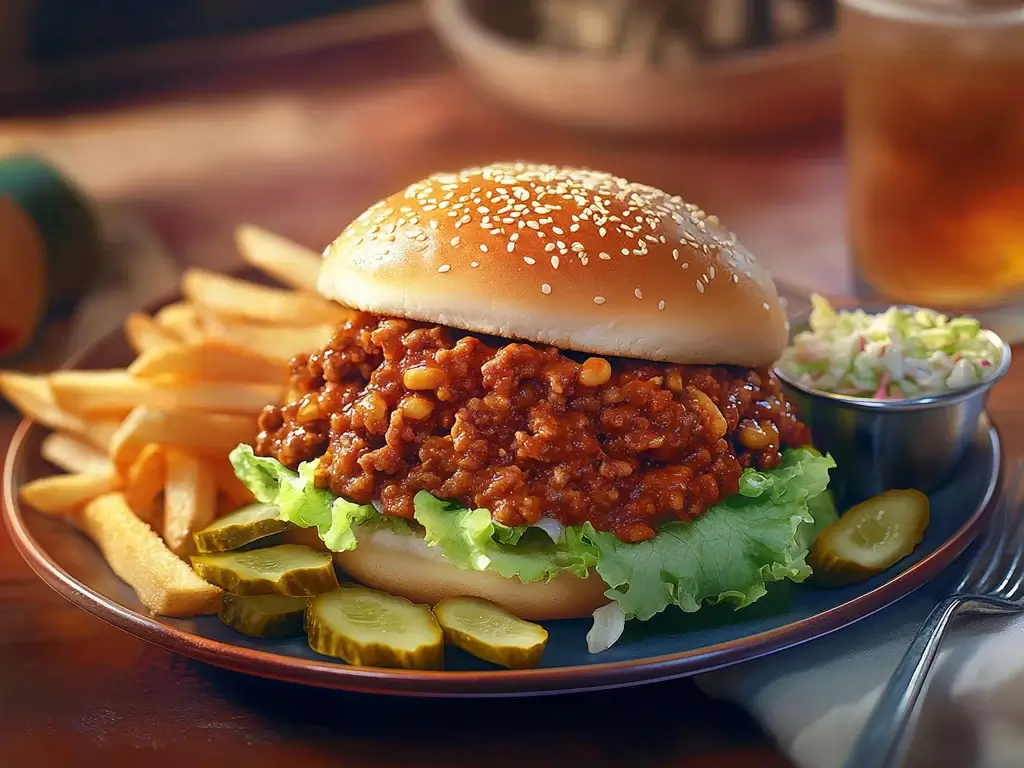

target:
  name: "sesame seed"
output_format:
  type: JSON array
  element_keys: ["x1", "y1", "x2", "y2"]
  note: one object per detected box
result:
[
  {"x1": 569, "y1": 223, "x2": 580, "y2": 233},
  {"x1": 429, "y1": 220, "x2": 438, "y2": 230},
  {"x1": 621, "y1": 248, "x2": 630, "y2": 256},
  {"x1": 763, "y1": 302, "x2": 771, "y2": 311},
  {"x1": 696, "y1": 280, "x2": 705, "y2": 294},
  {"x1": 681, "y1": 263, "x2": 690, "y2": 270},
  {"x1": 478, "y1": 206, "x2": 490, "y2": 214},
  {"x1": 480, "y1": 244, "x2": 488, "y2": 253},
  {"x1": 593, "y1": 296, "x2": 606, "y2": 305},
  {"x1": 450, "y1": 236, "x2": 461, "y2": 246},
  {"x1": 471, "y1": 261, "x2": 479, "y2": 268},
  {"x1": 523, "y1": 257, "x2": 536, "y2": 265},
  {"x1": 709, "y1": 266, "x2": 716, "y2": 279},
  {"x1": 527, "y1": 221, "x2": 539, "y2": 230},
  {"x1": 571, "y1": 242, "x2": 585, "y2": 252},
  {"x1": 438, "y1": 201, "x2": 449, "y2": 209},
  {"x1": 552, "y1": 226, "x2": 564, "y2": 235},
  {"x1": 541, "y1": 283, "x2": 552, "y2": 295},
  {"x1": 658, "y1": 300, "x2": 665, "y2": 311},
  {"x1": 510, "y1": 233, "x2": 520, "y2": 242},
  {"x1": 672, "y1": 249, "x2": 679, "y2": 261},
  {"x1": 438, "y1": 264, "x2": 451, "y2": 273},
  {"x1": 551, "y1": 255, "x2": 560, "y2": 269},
  {"x1": 732, "y1": 274, "x2": 740, "y2": 283},
  {"x1": 544, "y1": 243, "x2": 556, "y2": 252},
  {"x1": 634, "y1": 288, "x2": 643, "y2": 300},
  {"x1": 599, "y1": 252, "x2": 610, "y2": 260},
  {"x1": 599, "y1": 227, "x2": 607, "y2": 237}
]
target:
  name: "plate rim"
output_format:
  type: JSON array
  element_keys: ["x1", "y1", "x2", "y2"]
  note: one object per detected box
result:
[{"x1": 3, "y1": 416, "x2": 1001, "y2": 697}]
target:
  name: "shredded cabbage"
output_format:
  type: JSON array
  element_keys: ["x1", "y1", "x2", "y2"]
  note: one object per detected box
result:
[{"x1": 776, "y1": 294, "x2": 1002, "y2": 399}]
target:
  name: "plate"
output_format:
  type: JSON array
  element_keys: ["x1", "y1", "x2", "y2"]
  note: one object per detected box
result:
[{"x1": 2, "y1": 309, "x2": 1001, "y2": 698}]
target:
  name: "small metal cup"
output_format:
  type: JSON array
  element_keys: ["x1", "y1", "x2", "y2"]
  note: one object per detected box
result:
[{"x1": 775, "y1": 307, "x2": 1011, "y2": 506}]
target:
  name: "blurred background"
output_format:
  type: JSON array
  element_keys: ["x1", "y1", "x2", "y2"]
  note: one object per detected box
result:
[
  {"x1": 1, "y1": 0, "x2": 1021, "y2": 366},
  {"x1": 0, "y1": 0, "x2": 848, "y2": 371}
]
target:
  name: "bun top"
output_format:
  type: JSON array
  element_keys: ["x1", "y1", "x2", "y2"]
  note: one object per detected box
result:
[{"x1": 319, "y1": 162, "x2": 789, "y2": 367}]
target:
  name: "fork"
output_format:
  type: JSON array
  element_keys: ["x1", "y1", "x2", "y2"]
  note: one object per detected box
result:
[{"x1": 845, "y1": 460, "x2": 1024, "y2": 768}]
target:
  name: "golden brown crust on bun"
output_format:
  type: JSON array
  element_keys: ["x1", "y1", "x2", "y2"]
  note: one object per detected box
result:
[
  {"x1": 320, "y1": 162, "x2": 788, "y2": 367},
  {"x1": 333, "y1": 528, "x2": 610, "y2": 621}
]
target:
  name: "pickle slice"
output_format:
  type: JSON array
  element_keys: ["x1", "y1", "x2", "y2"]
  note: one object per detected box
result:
[
  {"x1": 433, "y1": 596, "x2": 548, "y2": 669},
  {"x1": 219, "y1": 593, "x2": 308, "y2": 638},
  {"x1": 809, "y1": 489, "x2": 930, "y2": 587},
  {"x1": 193, "y1": 503, "x2": 291, "y2": 553},
  {"x1": 305, "y1": 586, "x2": 444, "y2": 669},
  {"x1": 278, "y1": 525, "x2": 328, "y2": 551},
  {"x1": 191, "y1": 544, "x2": 339, "y2": 596}
]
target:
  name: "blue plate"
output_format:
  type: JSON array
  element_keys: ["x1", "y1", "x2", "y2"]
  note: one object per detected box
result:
[{"x1": 4, "y1": 409, "x2": 999, "y2": 698}]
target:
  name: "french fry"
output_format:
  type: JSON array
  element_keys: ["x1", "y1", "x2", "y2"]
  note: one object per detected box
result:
[
  {"x1": 127, "y1": 340, "x2": 288, "y2": 385},
  {"x1": 49, "y1": 370, "x2": 282, "y2": 417},
  {"x1": 40, "y1": 432, "x2": 114, "y2": 475},
  {"x1": 110, "y1": 407, "x2": 256, "y2": 468},
  {"x1": 202, "y1": 314, "x2": 335, "y2": 364},
  {"x1": 81, "y1": 492, "x2": 222, "y2": 616},
  {"x1": 216, "y1": 493, "x2": 240, "y2": 517},
  {"x1": 0, "y1": 371, "x2": 91, "y2": 434},
  {"x1": 235, "y1": 224, "x2": 322, "y2": 292},
  {"x1": 183, "y1": 267, "x2": 351, "y2": 326},
  {"x1": 163, "y1": 449, "x2": 217, "y2": 557},
  {"x1": 123, "y1": 444, "x2": 165, "y2": 525},
  {"x1": 87, "y1": 420, "x2": 123, "y2": 453},
  {"x1": 155, "y1": 303, "x2": 205, "y2": 343},
  {"x1": 19, "y1": 472, "x2": 122, "y2": 515},
  {"x1": 124, "y1": 312, "x2": 180, "y2": 354},
  {"x1": 211, "y1": 458, "x2": 257, "y2": 508}
]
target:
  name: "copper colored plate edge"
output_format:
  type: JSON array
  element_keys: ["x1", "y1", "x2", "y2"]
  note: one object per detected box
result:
[{"x1": 3, "y1": 415, "x2": 1000, "y2": 697}]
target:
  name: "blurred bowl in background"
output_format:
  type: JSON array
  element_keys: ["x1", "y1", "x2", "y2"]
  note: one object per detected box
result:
[{"x1": 425, "y1": 0, "x2": 841, "y2": 137}]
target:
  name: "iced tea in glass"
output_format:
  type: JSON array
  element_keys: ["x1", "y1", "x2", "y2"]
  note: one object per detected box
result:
[{"x1": 840, "y1": 0, "x2": 1024, "y2": 308}]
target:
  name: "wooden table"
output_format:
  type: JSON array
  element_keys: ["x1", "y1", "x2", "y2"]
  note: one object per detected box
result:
[{"x1": 1, "y1": 25, "x2": 1017, "y2": 768}]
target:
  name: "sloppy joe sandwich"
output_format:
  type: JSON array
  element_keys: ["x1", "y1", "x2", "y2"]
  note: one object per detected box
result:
[{"x1": 230, "y1": 162, "x2": 836, "y2": 651}]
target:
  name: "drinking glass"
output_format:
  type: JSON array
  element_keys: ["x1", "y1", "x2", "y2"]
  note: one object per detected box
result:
[{"x1": 840, "y1": 0, "x2": 1024, "y2": 309}]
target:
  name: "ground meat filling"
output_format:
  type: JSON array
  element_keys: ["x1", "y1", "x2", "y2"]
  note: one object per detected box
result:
[{"x1": 255, "y1": 313, "x2": 811, "y2": 543}]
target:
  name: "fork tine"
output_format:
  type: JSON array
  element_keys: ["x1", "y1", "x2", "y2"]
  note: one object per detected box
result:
[
  {"x1": 991, "y1": 484, "x2": 1024, "y2": 598},
  {"x1": 957, "y1": 461, "x2": 1024, "y2": 594}
]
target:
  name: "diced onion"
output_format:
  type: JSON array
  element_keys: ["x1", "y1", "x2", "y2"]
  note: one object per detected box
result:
[
  {"x1": 586, "y1": 602, "x2": 626, "y2": 654},
  {"x1": 531, "y1": 517, "x2": 564, "y2": 543}
]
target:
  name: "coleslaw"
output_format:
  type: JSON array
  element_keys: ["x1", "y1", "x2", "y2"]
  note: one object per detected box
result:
[{"x1": 777, "y1": 294, "x2": 1003, "y2": 399}]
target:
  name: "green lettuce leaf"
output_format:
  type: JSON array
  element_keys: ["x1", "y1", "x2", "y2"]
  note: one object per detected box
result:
[
  {"x1": 412, "y1": 491, "x2": 598, "y2": 583},
  {"x1": 231, "y1": 444, "x2": 836, "y2": 622},
  {"x1": 229, "y1": 444, "x2": 387, "y2": 552},
  {"x1": 578, "y1": 448, "x2": 836, "y2": 621}
]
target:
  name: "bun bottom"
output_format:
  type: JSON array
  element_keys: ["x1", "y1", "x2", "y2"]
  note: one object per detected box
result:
[{"x1": 333, "y1": 528, "x2": 610, "y2": 621}]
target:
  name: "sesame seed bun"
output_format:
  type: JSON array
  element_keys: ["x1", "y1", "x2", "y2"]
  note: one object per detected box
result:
[
  {"x1": 334, "y1": 527, "x2": 610, "y2": 621},
  {"x1": 319, "y1": 162, "x2": 788, "y2": 368}
]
